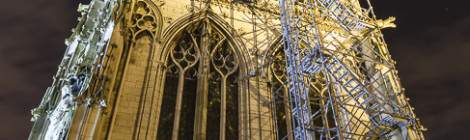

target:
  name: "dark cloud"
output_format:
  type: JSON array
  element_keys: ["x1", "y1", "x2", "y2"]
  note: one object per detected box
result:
[
  {"x1": 388, "y1": 17, "x2": 470, "y2": 139},
  {"x1": 0, "y1": 0, "x2": 468, "y2": 140},
  {"x1": 0, "y1": 0, "x2": 84, "y2": 139}
]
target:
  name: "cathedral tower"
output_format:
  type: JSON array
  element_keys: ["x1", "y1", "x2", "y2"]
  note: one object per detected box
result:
[{"x1": 29, "y1": 0, "x2": 424, "y2": 140}]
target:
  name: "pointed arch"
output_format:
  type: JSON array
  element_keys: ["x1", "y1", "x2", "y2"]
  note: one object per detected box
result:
[
  {"x1": 160, "y1": 11, "x2": 251, "y2": 71},
  {"x1": 262, "y1": 36, "x2": 293, "y2": 140},
  {"x1": 263, "y1": 37, "x2": 340, "y2": 139},
  {"x1": 153, "y1": 10, "x2": 251, "y2": 140},
  {"x1": 261, "y1": 36, "x2": 284, "y2": 68},
  {"x1": 128, "y1": 0, "x2": 164, "y2": 40},
  {"x1": 105, "y1": 1, "x2": 164, "y2": 139}
]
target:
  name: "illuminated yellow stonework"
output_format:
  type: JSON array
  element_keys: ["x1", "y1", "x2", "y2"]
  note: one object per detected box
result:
[
  {"x1": 28, "y1": 0, "x2": 425, "y2": 140},
  {"x1": 68, "y1": 1, "x2": 293, "y2": 139}
]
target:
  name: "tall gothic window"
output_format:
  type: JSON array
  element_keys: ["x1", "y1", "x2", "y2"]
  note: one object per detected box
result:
[
  {"x1": 157, "y1": 20, "x2": 240, "y2": 140},
  {"x1": 270, "y1": 46, "x2": 293, "y2": 140},
  {"x1": 269, "y1": 43, "x2": 337, "y2": 139}
]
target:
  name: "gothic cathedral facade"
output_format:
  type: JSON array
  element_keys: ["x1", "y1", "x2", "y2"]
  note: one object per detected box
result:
[
  {"x1": 29, "y1": 0, "x2": 425, "y2": 140},
  {"x1": 30, "y1": 0, "x2": 305, "y2": 139}
]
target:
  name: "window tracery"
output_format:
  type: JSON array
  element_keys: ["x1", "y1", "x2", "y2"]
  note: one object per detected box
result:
[
  {"x1": 157, "y1": 20, "x2": 240, "y2": 140},
  {"x1": 270, "y1": 46, "x2": 293, "y2": 140},
  {"x1": 129, "y1": 0, "x2": 161, "y2": 37},
  {"x1": 269, "y1": 43, "x2": 337, "y2": 139}
]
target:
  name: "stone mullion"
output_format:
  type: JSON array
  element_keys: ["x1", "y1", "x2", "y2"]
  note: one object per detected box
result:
[
  {"x1": 170, "y1": 70, "x2": 187, "y2": 140},
  {"x1": 219, "y1": 76, "x2": 227, "y2": 140},
  {"x1": 194, "y1": 21, "x2": 211, "y2": 140},
  {"x1": 239, "y1": 77, "x2": 248, "y2": 140},
  {"x1": 170, "y1": 32, "x2": 201, "y2": 140},
  {"x1": 211, "y1": 38, "x2": 236, "y2": 140}
]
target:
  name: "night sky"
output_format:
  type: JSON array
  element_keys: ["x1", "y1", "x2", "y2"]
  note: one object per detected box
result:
[{"x1": 0, "y1": 0, "x2": 469, "y2": 139}]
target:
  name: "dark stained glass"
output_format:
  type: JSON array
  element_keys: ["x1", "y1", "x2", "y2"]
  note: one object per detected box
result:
[
  {"x1": 207, "y1": 71, "x2": 221, "y2": 140},
  {"x1": 226, "y1": 72, "x2": 239, "y2": 139},
  {"x1": 157, "y1": 21, "x2": 240, "y2": 140},
  {"x1": 178, "y1": 66, "x2": 198, "y2": 139},
  {"x1": 157, "y1": 75, "x2": 177, "y2": 139}
]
